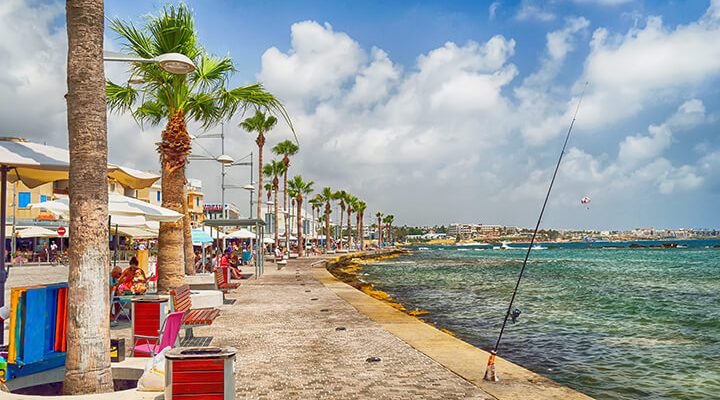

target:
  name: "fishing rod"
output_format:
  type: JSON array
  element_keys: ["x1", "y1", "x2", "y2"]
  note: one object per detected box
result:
[{"x1": 484, "y1": 82, "x2": 589, "y2": 382}]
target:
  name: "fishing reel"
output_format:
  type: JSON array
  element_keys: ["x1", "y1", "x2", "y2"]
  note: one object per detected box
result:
[{"x1": 510, "y1": 308, "x2": 521, "y2": 323}]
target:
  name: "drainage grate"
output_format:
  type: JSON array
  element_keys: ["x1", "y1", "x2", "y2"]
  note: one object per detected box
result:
[
  {"x1": 366, "y1": 357, "x2": 382, "y2": 363},
  {"x1": 335, "y1": 327, "x2": 346, "y2": 331}
]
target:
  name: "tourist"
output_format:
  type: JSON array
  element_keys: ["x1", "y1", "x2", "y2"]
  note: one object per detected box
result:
[{"x1": 113, "y1": 257, "x2": 147, "y2": 295}]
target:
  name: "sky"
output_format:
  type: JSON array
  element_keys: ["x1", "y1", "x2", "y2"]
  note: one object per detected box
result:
[{"x1": 1, "y1": 0, "x2": 719, "y2": 230}]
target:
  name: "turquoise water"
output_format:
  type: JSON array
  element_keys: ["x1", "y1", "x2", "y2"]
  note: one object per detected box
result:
[{"x1": 361, "y1": 240, "x2": 720, "y2": 400}]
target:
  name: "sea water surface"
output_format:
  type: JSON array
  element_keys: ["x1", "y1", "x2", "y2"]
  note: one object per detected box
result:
[{"x1": 361, "y1": 240, "x2": 720, "y2": 400}]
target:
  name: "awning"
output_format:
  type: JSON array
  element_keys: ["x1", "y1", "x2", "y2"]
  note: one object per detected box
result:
[{"x1": 112, "y1": 226, "x2": 158, "y2": 238}]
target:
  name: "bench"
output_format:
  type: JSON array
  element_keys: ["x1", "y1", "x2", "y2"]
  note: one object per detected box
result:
[
  {"x1": 214, "y1": 267, "x2": 240, "y2": 297},
  {"x1": 170, "y1": 284, "x2": 220, "y2": 339}
]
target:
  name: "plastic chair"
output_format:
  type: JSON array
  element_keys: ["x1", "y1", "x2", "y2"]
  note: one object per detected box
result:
[{"x1": 130, "y1": 311, "x2": 185, "y2": 357}]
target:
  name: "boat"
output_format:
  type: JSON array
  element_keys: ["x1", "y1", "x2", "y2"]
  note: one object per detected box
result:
[{"x1": 531, "y1": 245, "x2": 547, "y2": 250}]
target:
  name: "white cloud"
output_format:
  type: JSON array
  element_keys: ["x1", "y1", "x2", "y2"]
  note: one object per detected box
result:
[
  {"x1": 580, "y1": 10, "x2": 720, "y2": 129},
  {"x1": 516, "y1": 1, "x2": 556, "y2": 22}
]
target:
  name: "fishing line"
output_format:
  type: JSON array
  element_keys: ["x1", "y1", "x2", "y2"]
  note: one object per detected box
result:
[{"x1": 491, "y1": 82, "x2": 589, "y2": 355}]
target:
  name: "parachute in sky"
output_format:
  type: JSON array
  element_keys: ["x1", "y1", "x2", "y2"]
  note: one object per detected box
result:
[{"x1": 580, "y1": 195, "x2": 591, "y2": 209}]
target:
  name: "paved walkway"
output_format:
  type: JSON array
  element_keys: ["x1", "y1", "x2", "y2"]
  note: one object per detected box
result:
[{"x1": 193, "y1": 256, "x2": 492, "y2": 399}]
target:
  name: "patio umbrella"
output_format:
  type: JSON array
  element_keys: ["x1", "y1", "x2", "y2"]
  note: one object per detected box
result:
[
  {"x1": 191, "y1": 229, "x2": 213, "y2": 245},
  {"x1": 226, "y1": 228, "x2": 255, "y2": 239},
  {"x1": 29, "y1": 193, "x2": 182, "y2": 222},
  {"x1": 16, "y1": 226, "x2": 59, "y2": 238}
]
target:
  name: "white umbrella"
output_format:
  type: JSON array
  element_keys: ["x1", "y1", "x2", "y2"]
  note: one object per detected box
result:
[
  {"x1": 227, "y1": 228, "x2": 255, "y2": 239},
  {"x1": 16, "y1": 226, "x2": 59, "y2": 238},
  {"x1": 262, "y1": 237, "x2": 274, "y2": 244},
  {"x1": 30, "y1": 193, "x2": 182, "y2": 222},
  {"x1": 112, "y1": 226, "x2": 158, "y2": 239}
]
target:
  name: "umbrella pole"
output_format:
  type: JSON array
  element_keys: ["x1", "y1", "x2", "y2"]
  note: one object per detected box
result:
[
  {"x1": 113, "y1": 224, "x2": 118, "y2": 267},
  {"x1": 0, "y1": 166, "x2": 8, "y2": 344}
]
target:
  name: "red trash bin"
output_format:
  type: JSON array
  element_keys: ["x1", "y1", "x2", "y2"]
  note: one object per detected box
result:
[{"x1": 165, "y1": 346, "x2": 237, "y2": 400}]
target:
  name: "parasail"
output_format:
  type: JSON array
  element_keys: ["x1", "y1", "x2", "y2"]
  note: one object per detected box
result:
[{"x1": 580, "y1": 196, "x2": 591, "y2": 208}]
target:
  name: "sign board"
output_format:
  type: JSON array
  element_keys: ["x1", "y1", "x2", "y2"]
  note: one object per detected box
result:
[{"x1": 57, "y1": 227, "x2": 66, "y2": 236}]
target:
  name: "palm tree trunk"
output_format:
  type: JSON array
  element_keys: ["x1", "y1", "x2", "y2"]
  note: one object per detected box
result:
[
  {"x1": 274, "y1": 186, "x2": 279, "y2": 249},
  {"x1": 283, "y1": 167, "x2": 289, "y2": 253},
  {"x1": 297, "y1": 198, "x2": 304, "y2": 257},
  {"x1": 346, "y1": 209, "x2": 352, "y2": 251},
  {"x1": 338, "y1": 207, "x2": 344, "y2": 250},
  {"x1": 356, "y1": 214, "x2": 360, "y2": 250},
  {"x1": 157, "y1": 111, "x2": 189, "y2": 293},
  {"x1": 183, "y1": 190, "x2": 195, "y2": 275},
  {"x1": 256, "y1": 135, "x2": 264, "y2": 221},
  {"x1": 325, "y1": 205, "x2": 331, "y2": 252},
  {"x1": 378, "y1": 217, "x2": 382, "y2": 246},
  {"x1": 64, "y1": 0, "x2": 113, "y2": 393}
]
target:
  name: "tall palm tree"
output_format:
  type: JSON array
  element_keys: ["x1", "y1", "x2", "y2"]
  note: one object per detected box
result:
[
  {"x1": 376, "y1": 212, "x2": 384, "y2": 246},
  {"x1": 106, "y1": 4, "x2": 291, "y2": 293},
  {"x1": 288, "y1": 176, "x2": 314, "y2": 257},
  {"x1": 65, "y1": 0, "x2": 113, "y2": 393},
  {"x1": 272, "y1": 139, "x2": 299, "y2": 252},
  {"x1": 309, "y1": 194, "x2": 324, "y2": 244},
  {"x1": 263, "y1": 160, "x2": 285, "y2": 249},
  {"x1": 354, "y1": 200, "x2": 367, "y2": 250},
  {"x1": 318, "y1": 187, "x2": 335, "y2": 252},
  {"x1": 334, "y1": 190, "x2": 347, "y2": 250},
  {"x1": 240, "y1": 111, "x2": 278, "y2": 222},
  {"x1": 383, "y1": 214, "x2": 395, "y2": 246},
  {"x1": 345, "y1": 194, "x2": 358, "y2": 250}
]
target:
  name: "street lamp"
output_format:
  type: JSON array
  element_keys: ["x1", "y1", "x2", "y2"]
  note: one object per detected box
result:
[{"x1": 104, "y1": 51, "x2": 196, "y2": 74}]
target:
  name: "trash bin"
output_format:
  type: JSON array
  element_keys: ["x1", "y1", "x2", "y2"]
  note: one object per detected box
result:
[
  {"x1": 131, "y1": 297, "x2": 169, "y2": 358},
  {"x1": 165, "y1": 346, "x2": 236, "y2": 400}
]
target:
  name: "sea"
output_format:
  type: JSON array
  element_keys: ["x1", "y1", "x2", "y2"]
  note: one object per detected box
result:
[{"x1": 360, "y1": 239, "x2": 720, "y2": 400}]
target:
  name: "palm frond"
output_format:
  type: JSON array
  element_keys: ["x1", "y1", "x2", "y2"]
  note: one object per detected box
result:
[
  {"x1": 134, "y1": 101, "x2": 165, "y2": 126},
  {"x1": 225, "y1": 85, "x2": 295, "y2": 141},
  {"x1": 146, "y1": 4, "x2": 200, "y2": 59},
  {"x1": 106, "y1": 81, "x2": 138, "y2": 114},
  {"x1": 192, "y1": 55, "x2": 234, "y2": 92},
  {"x1": 109, "y1": 18, "x2": 154, "y2": 58},
  {"x1": 186, "y1": 92, "x2": 222, "y2": 128}
]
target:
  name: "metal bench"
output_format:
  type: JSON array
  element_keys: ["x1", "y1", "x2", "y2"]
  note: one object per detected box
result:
[{"x1": 170, "y1": 284, "x2": 219, "y2": 339}]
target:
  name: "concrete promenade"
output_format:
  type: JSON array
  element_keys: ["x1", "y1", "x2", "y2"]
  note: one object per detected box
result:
[{"x1": 2, "y1": 255, "x2": 592, "y2": 399}]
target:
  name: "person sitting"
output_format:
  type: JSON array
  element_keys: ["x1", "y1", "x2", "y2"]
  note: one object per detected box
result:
[
  {"x1": 113, "y1": 257, "x2": 147, "y2": 295},
  {"x1": 228, "y1": 252, "x2": 242, "y2": 279}
]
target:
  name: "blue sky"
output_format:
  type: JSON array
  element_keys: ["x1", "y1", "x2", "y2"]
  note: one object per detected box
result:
[{"x1": 2, "y1": 0, "x2": 719, "y2": 229}]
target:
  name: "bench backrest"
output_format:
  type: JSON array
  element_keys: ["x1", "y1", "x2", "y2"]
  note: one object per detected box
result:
[
  {"x1": 214, "y1": 268, "x2": 225, "y2": 287},
  {"x1": 170, "y1": 284, "x2": 192, "y2": 312}
]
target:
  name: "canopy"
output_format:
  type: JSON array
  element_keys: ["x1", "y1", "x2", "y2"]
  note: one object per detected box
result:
[
  {"x1": 227, "y1": 228, "x2": 255, "y2": 239},
  {"x1": 191, "y1": 229, "x2": 213, "y2": 244},
  {"x1": 0, "y1": 137, "x2": 160, "y2": 189},
  {"x1": 262, "y1": 237, "x2": 274, "y2": 244},
  {"x1": 30, "y1": 193, "x2": 183, "y2": 222},
  {"x1": 195, "y1": 226, "x2": 228, "y2": 239},
  {"x1": 112, "y1": 226, "x2": 158, "y2": 238},
  {"x1": 16, "y1": 226, "x2": 59, "y2": 238}
]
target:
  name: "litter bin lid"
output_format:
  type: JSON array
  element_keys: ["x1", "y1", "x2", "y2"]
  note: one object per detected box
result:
[
  {"x1": 131, "y1": 295, "x2": 168, "y2": 303},
  {"x1": 165, "y1": 346, "x2": 237, "y2": 359}
]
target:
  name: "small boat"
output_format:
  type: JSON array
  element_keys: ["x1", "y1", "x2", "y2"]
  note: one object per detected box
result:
[{"x1": 531, "y1": 245, "x2": 547, "y2": 250}]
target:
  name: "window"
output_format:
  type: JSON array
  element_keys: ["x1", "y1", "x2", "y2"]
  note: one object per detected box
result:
[
  {"x1": 18, "y1": 192, "x2": 31, "y2": 208},
  {"x1": 195, "y1": 197, "x2": 199, "y2": 207},
  {"x1": 40, "y1": 195, "x2": 47, "y2": 203},
  {"x1": 156, "y1": 191, "x2": 161, "y2": 202}
]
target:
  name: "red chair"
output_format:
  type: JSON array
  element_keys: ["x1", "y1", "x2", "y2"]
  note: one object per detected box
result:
[{"x1": 130, "y1": 311, "x2": 184, "y2": 357}]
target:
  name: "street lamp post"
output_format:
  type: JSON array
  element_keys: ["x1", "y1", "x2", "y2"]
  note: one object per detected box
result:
[{"x1": 103, "y1": 51, "x2": 196, "y2": 74}]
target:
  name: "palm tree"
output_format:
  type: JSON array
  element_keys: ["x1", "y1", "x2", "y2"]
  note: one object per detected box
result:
[
  {"x1": 354, "y1": 201, "x2": 367, "y2": 250},
  {"x1": 288, "y1": 176, "x2": 314, "y2": 257},
  {"x1": 272, "y1": 140, "x2": 299, "y2": 253},
  {"x1": 334, "y1": 190, "x2": 347, "y2": 250},
  {"x1": 345, "y1": 194, "x2": 358, "y2": 250},
  {"x1": 376, "y1": 212, "x2": 384, "y2": 246},
  {"x1": 106, "y1": 4, "x2": 291, "y2": 293},
  {"x1": 263, "y1": 160, "x2": 285, "y2": 249},
  {"x1": 240, "y1": 111, "x2": 278, "y2": 222},
  {"x1": 383, "y1": 214, "x2": 395, "y2": 246},
  {"x1": 65, "y1": 0, "x2": 113, "y2": 393},
  {"x1": 309, "y1": 194, "x2": 324, "y2": 244},
  {"x1": 318, "y1": 187, "x2": 335, "y2": 252}
]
